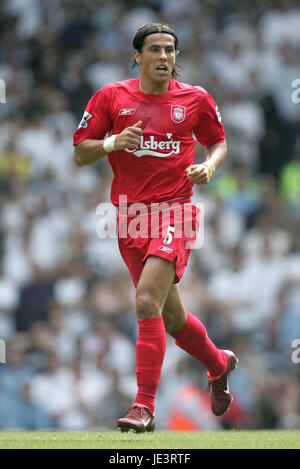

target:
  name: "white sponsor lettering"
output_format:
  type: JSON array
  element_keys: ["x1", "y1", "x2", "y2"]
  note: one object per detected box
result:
[{"x1": 125, "y1": 135, "x2": 181, "y2": 158}]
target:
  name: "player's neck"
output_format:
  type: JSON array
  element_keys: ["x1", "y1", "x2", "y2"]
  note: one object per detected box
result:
[{"x1": 138, "y1": 77, "x2": 170, "y2": 95}]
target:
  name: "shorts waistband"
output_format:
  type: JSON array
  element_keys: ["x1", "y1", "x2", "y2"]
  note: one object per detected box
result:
[{"x1": 117, "y1": 196, "x2": 192, "y2": 216}]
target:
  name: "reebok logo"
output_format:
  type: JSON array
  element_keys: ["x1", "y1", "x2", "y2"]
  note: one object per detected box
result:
[
  {"x1": 119, "y1": 108, "x2": 136, "y2": 115},
  {"x1": 125, "y1": 134, "x2": 181, "y2": 158},
  {"x1": 159, "y1": 246, "x2": 173, "y2": 254}
]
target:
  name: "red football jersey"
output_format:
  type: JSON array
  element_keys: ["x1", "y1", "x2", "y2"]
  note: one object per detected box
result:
[{"x1": 73, "y1": 78, "x2": 225, "y2": 206}]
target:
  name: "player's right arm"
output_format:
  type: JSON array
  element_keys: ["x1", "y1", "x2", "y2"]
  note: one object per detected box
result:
[
  {"x1": 73, "y1": 86, "x2": 143, "y2": 167},
  {"x1": 73, "y1": 121, "x2": 143, "y2": 167}
]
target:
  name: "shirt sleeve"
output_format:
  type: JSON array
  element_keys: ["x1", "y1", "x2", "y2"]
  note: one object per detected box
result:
[
  {"x1": 73, "y1": 87, "x2": 112, "y2": 146},
  {"x1": 193, "y1": 89, "x2": 225, "y2": 146}
]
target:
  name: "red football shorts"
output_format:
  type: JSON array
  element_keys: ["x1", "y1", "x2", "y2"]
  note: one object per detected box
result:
[{"x1": 117, "y1": 201, "x2": 200, "y2": 287}]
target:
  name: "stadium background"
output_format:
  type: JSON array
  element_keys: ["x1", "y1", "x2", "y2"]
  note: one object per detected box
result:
[{"x1": 0, "y1": 0, "x2": 299, "y2": 431}]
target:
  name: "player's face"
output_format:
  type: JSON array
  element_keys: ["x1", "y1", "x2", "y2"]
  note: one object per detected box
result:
[{"x1": 134, "y1": 33, "x2": 176, "y2": 84}]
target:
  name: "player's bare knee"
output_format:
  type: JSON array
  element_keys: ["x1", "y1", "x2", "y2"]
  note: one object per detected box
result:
[{"x1": 136, "y1": 290, "x2": 161, "y2": 320}]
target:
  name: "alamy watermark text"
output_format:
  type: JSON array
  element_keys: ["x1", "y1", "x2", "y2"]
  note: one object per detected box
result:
[
  {"x1": 0, "y1": 79, "x2": 6, "y2": 103},
  {"x1": 0, "y1": 339, "x2": 6, "y2": 363}
]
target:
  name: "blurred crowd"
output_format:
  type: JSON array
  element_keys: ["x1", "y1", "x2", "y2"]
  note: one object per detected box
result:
[{"x1": 0, "y1": 0, "x2": 300, "y2": 431}]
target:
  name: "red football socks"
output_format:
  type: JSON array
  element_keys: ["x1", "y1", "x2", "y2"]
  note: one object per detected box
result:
[
  {"x1": 171, "y1": 311, "x2": 227, "y2": 378},
  {"x1": 134, "y1": 316, "x2": 166, "y2": 415}
]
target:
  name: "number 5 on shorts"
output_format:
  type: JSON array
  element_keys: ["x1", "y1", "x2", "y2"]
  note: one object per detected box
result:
[{"x1": 163, "y1": 225, "x2": 175, "y2": 245}]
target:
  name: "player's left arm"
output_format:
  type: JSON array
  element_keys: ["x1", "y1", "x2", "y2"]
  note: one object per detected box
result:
[
  {"x1": 186, "y1": 89, "x2": 227, "y2": 185},
  {"x1": 185, "y1": 140, "x2": 227, "y2": 185}
]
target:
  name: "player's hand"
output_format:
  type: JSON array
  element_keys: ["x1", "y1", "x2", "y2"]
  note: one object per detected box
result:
[
  {"x1": 114, "y1": 121, "x2": 143, "y2": 150},
  {"x1": 185, "y1": 164, "x2": 212, "y2": 185}
]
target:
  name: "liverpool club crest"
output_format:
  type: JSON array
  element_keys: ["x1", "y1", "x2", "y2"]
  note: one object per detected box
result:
[{"x1": 170, "y1": 105, "x2": 186, "y2": 123}]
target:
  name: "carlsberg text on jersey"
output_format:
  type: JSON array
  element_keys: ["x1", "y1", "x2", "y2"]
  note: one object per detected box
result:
[{"x1": 125, "y1": 135, "x2": 181, "y2": 158}]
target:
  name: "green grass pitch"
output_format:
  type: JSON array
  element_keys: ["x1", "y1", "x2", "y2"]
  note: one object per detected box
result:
[{"x1": 0, "y1": 430, "x2": 299, "y2": 449}]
